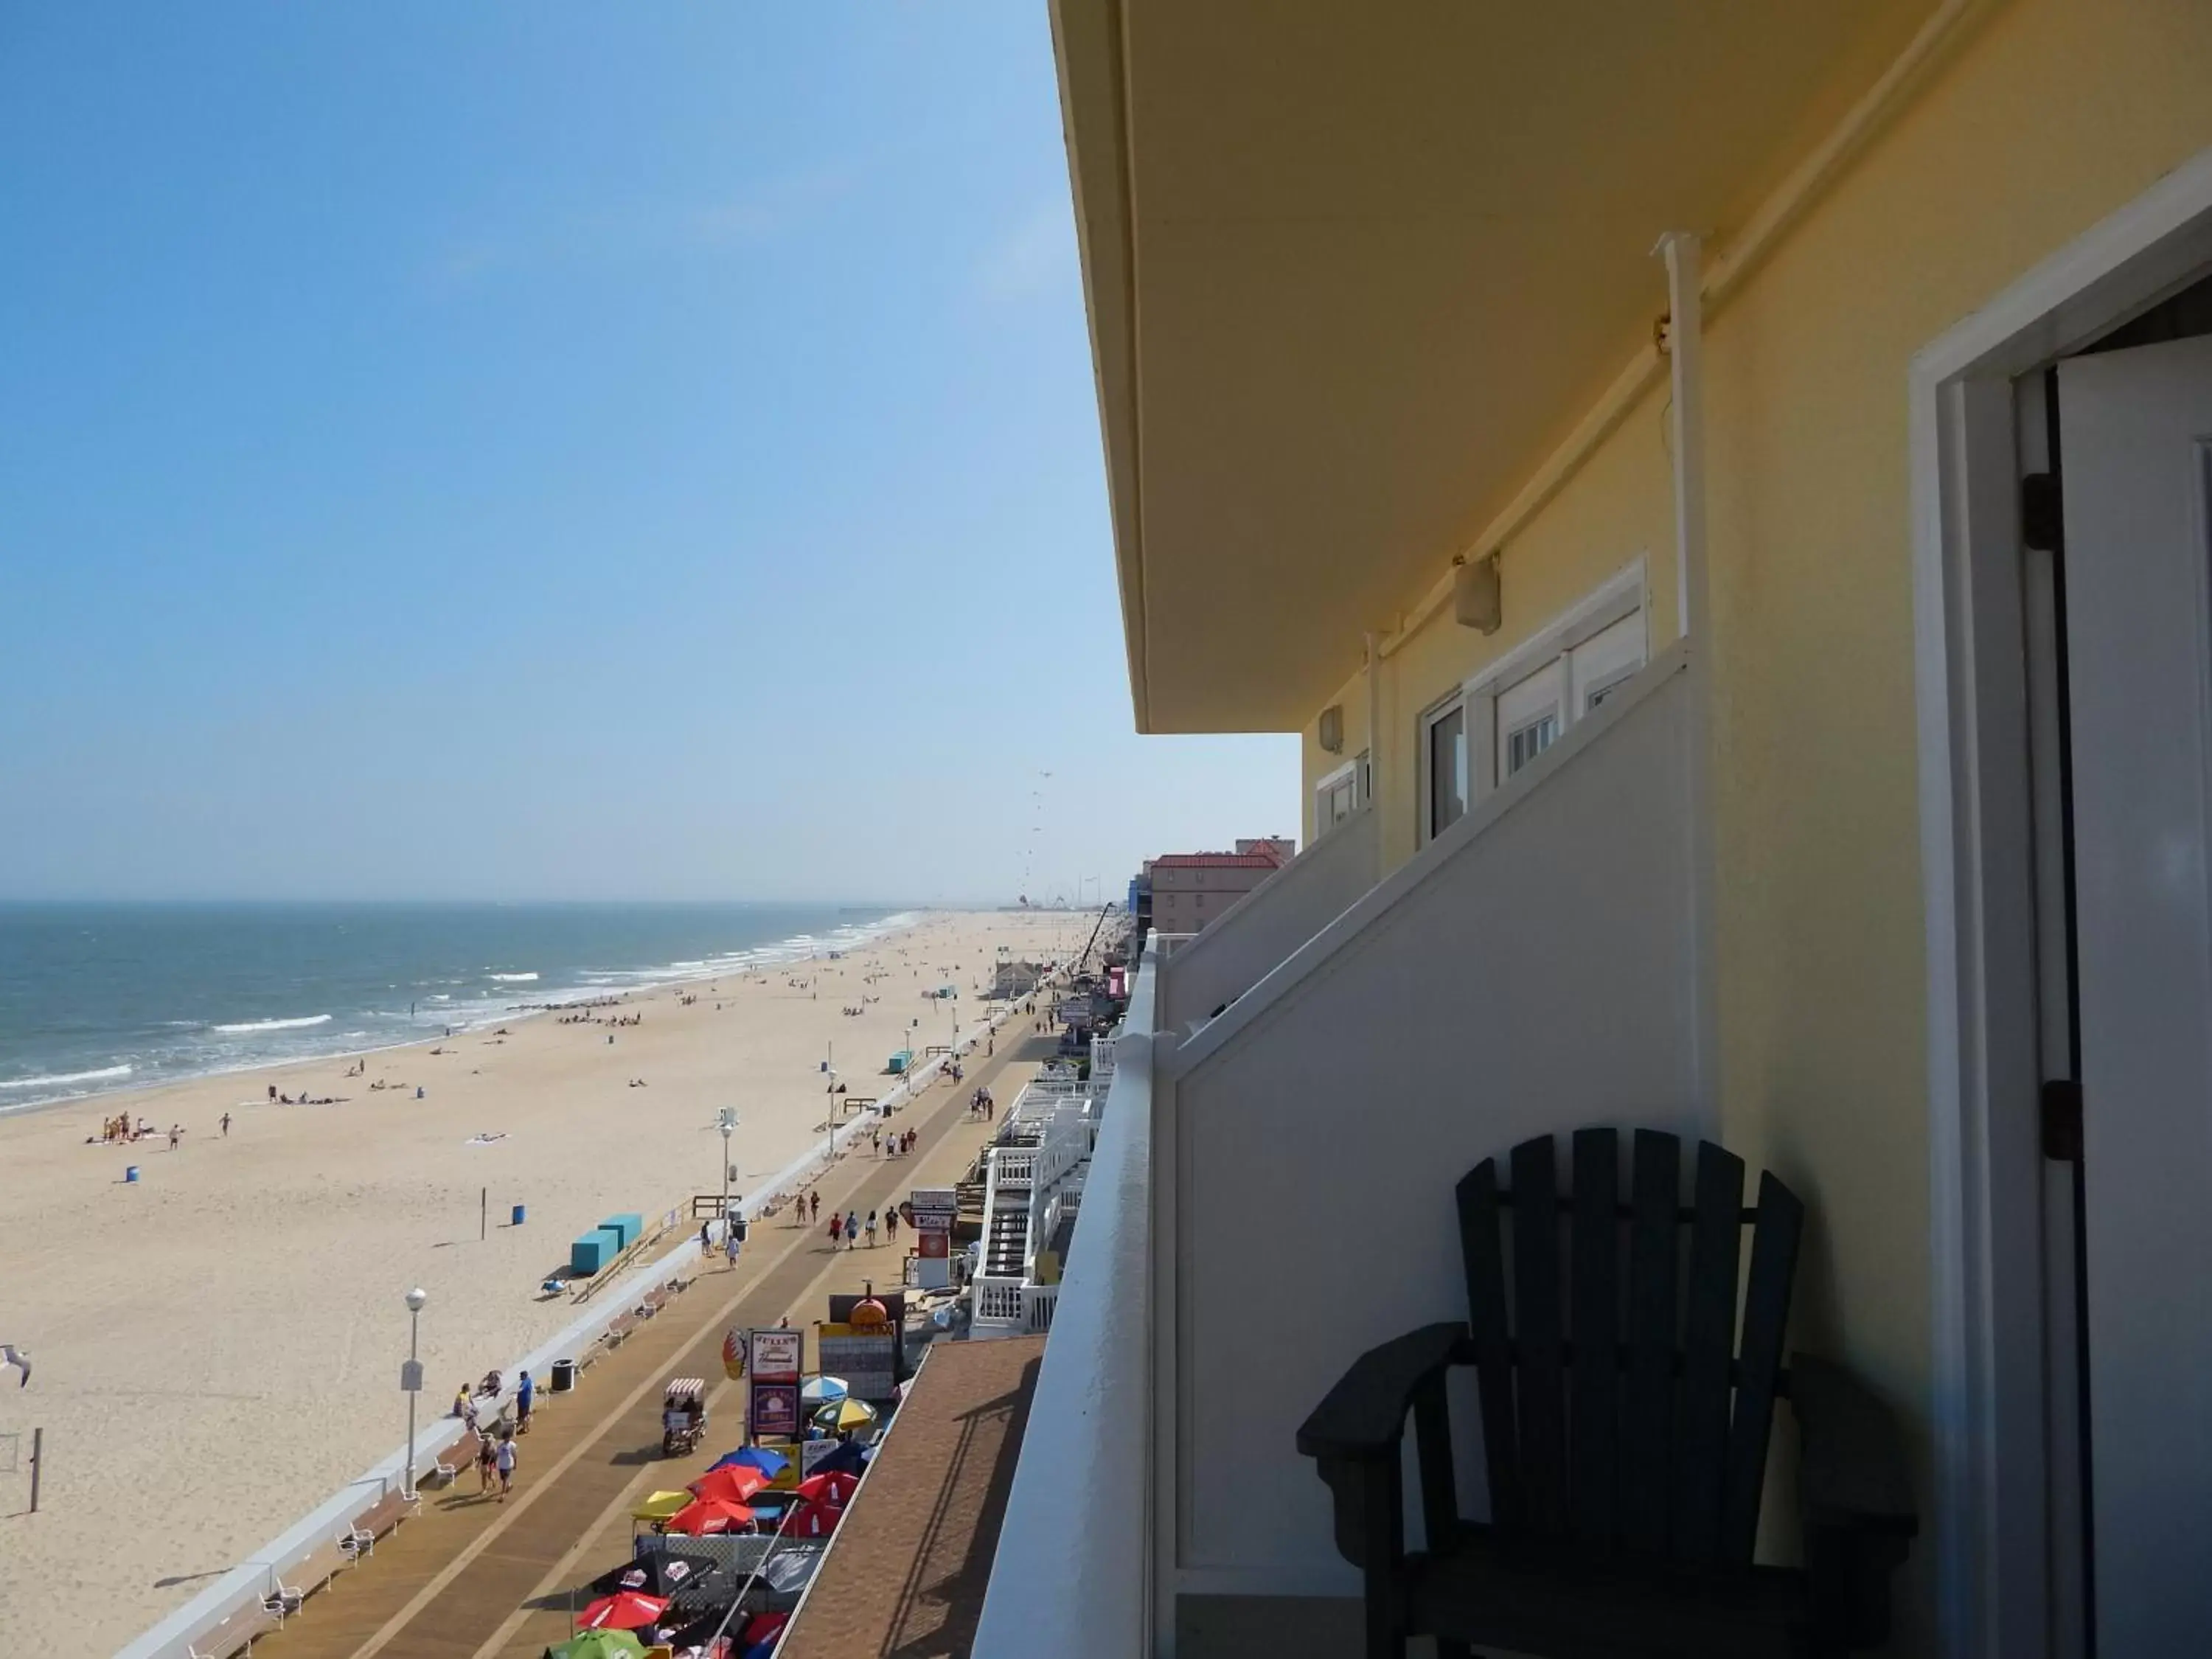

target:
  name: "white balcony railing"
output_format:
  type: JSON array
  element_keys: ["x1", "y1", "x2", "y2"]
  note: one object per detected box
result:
[
  {"x1": 1157, "y1": 803, "x2": 1380, "y2": 1034},
  {"x1": 972, "y1": 950, "x2": 1157, "y2": 1657}
]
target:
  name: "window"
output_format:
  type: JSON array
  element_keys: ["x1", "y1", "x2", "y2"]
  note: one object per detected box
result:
[
  {"x1": 1422, "y1": 557, "x2": 1650, "y2": 821},
  {"x1": 1312, "y1": 752, "x2": 1367, "y2": 841},
  {"x1": 1425, "y1": 700, "x2": 1468, "y2": 839}
]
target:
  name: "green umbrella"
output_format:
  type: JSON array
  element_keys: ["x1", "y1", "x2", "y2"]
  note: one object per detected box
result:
[{"x1": 545, "y1": 1631, "x2": 647, "y2": 1659}]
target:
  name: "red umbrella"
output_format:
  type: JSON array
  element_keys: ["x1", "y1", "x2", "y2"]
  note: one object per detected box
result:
[
  {"x1": 743, "y1": 1611, "x2": 791, "y2": 1644},
  {"x1": 579, "y1": 1589, "x2": 671, "y2": 1630},
  {"x1": 795, "y1": 1470, "x2": 860, "y2": 1510},
  {"x1": 689, "y1": 1464, "x2": 769, "y2": 1506},
  {"x1": 781, "y1": 1498, "x2": 838, "y2": 1539},
  {"x1": 664, "y1": 1496, "x2": 758, "y2": 1535}
]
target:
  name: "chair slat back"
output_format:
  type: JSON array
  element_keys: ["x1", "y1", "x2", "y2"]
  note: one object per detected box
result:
[
  {"x1": 1511, "y1": 1136, "x2": 1569, "y2": 1537},
  {"x1": 1621, "y1": 1128, "x2": 1681, "y2": 1556},
  {"x1": 1568, "y1": 1127, "x2": 1621, "y2": 1548},
  {"x1": 1454, "y1": 1128, "x2": 1803, "y2": 1573},
  {"x1": 1455, "y1": 1158, "x2": 1523, "y2": 1534},
  {"x1": 1719, "y1": 1171, "x2": 1804, "y2": 1565}
]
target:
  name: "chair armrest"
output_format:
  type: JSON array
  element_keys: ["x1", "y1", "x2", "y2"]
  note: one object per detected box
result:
[
  {"x1": 1790, "y1": 1353, "x2": 1918, "y2": 1537},
  {"x1": 1296, "y1": 1322, "x2": 1468, "y2": 1462}
]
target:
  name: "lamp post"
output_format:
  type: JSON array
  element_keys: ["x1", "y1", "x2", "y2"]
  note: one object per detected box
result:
[
  {"x1": 401, "y1": 1287, "x2": 428, "y2": 1500},
  {"x1": 717, "y1": 1107, "x2": 740, "y2": 1239}
]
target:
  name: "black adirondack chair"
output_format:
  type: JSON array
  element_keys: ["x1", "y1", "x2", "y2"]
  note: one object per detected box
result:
[{"x1": 1296, "y1": 1128, "x2": 1916, "y2": 1659}]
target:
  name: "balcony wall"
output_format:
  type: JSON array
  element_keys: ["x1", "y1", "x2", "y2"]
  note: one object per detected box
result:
[
  {"x1": 1161, "y1": 644, "x2": 1705, "y2": 1606},
  {"x1": 1158, "y1": 803, "x2": 1378, "y2": 1035}
]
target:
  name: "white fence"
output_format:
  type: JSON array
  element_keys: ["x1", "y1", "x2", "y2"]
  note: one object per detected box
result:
[{"x1": 1158, "y1": 802, "x2": 1380, "y2": 1034}]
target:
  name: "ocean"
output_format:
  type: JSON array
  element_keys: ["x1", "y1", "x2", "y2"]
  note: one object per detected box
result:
[{"x1": 0, "y1": 901, "x2": 909, "y2": 1113}]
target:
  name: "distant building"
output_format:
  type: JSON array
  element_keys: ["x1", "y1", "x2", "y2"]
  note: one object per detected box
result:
[{"x1": 1141, "y1": 839, "x2": 1293, "y2": 935}]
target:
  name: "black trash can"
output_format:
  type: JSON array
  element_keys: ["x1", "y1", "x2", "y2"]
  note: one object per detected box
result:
[{"x1": 549, "y1": 1357, "x2": 576, "y2": 1394}]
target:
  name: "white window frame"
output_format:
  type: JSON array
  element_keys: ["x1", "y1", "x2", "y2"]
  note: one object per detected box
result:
[
  {"x1": 1312, "y1": 752, "x2": 1368, "y2": 841},
  {"x1": 1416, "y1": 693, "x2": 1469, "y2": 844},
  {"x1": 1461, "y1": 556, "x2": 1649, "y2": 807}
]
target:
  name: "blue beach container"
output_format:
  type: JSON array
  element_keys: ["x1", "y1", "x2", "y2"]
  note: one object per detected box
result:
[
  {"x1": 512, "y1": 1203, "x2": 526, "y2": 1226},
  {"x1": 125, "y1": 1165, "x2": 139, "y2": 1183},
  {"x1": 569, "y1": 1226, "x2": 621, "y2": 1276},
  {"x1": 599, "y1": 1212, "x2": 642, "y2": 1248}
]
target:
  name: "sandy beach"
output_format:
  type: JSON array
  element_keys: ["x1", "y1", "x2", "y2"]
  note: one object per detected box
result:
[{"x1": 0, "y1": 908, "x2": 1093, "y2": 1652}]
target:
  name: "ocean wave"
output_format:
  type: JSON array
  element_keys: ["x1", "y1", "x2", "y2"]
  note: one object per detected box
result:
[
  {"x1": 487, "y1": 972, "x2": 539, "y2": 982},
  {"x1": 0, "y1": 1063, "x2": 135, "y2": 1091},
  {"x1": 212, "y1": 1014, "x2": 332, "y2": 1034}
]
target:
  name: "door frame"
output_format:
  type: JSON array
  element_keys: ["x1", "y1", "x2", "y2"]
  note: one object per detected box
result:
[{"x1": 1913, "y1": 144, "x2": 2212, "y2": 1659}]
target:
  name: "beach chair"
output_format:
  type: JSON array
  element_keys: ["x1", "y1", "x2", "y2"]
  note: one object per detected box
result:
[{"x1": 1297, "y1": 1128, "x2": 1916, "y2": 1659}]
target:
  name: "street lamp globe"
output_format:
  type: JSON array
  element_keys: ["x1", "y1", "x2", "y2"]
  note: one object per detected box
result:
[{"x1": 405, "y1": 1287, "x2": 428, "y2": 1313}]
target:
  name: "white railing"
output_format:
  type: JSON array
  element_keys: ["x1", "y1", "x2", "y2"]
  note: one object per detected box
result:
[
  {"x1": 973, "y1": 1274, "x2": 1028, "y2": 1326},
  {"x1": 992, "y1": 1147, "x2": 1037, "y2": 1186},
  {"x1": 1157, "y1": 804, "x2": 1378, "y2": 1034},
  {"x1": 973, "y1": 950, "x2": 1157, "y2": 1658}
]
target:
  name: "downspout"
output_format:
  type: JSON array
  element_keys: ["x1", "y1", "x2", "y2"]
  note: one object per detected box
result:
[
  {"x1": 1363, "y1": 630, "x2": 1380, "y2": 875},
  {"x1": 1658, "y1": 231, "x2": 1720, "y2": 1139}
]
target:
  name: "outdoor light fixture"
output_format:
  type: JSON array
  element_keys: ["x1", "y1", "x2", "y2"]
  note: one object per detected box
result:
[
  {"x1": 1318, "y1": 703, "x2": 1344, "y2": 754},
  {"x1": 1455, "y1": 551, "x2": 1502, "y2": 633}
]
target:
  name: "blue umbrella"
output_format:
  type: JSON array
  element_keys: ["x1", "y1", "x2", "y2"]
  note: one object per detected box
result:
[
  {"x1": 799, "y1": 1375, "x2": 848, "y2": 1406},
  {"x1": 709, "y1": 1445, "x2": 789, "y2": 1480}
]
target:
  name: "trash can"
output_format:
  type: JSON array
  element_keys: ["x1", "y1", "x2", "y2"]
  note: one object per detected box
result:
[
  {"x1": 125, "y1": 1165, "x2": 139, "y2": 1183},
  {"x1": 549, "y1": 1357, "x2": 576, "y2": 1394},
  {"x1": 512, "y1": 1203, "x2": 526, "y2": 1226}
]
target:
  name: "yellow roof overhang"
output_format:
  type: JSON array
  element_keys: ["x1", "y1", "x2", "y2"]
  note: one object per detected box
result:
[{"x1": 1051, "y1": 0, "x2": 1938, "y2": 733}]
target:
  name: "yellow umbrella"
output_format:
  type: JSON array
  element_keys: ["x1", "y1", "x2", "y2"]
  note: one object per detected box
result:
[
  {"x1": 630, "y1": 1489, "x2": 692, "y2": 1522},
  {"x1": 814, "y1": 1397, "x2": 878, "y2": 1433}
]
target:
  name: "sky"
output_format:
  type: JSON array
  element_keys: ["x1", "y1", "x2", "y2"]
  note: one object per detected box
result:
[{"x1": 0, "y1": 5, "x2": 1296, "y2": 905}]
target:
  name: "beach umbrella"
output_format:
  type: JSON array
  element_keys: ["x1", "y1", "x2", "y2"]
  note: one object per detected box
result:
[
  {"x1": 742, "y1": 1612, "x2": 790, "y2": 1649},
  {"x1": 577, "y1": 1590, "x2": 670, "y2": 1632},
  {"x1": 708, "y1": 1445, "x2": 788, "y2": 1480},
  {"x1": 688, "y1": 1464, "x2": 769, "y2": 1506},
  {"x1": 781, "y1": 1497, "x2": 838, "y2": 1539},
  {"x1": 805, "y1": 1439, "x2": 869, "y2": 1477},
  {"x1": 630, "y1": 1489, "x2": 694, "y2": 1523},
  {"x1": 594, "y1": 1551, "x2": 721, "y2": 1599},
  {"x1": 795, "y1": 1470, "x2": 861, "y2": 1511},
  {"x1": 813, "y1": 1397, "x2": 877, "y2": 1433},
  {"x1": 799, "y1": 1375, "x2": 847, "y2": 1406},
  {"x1": 545, "y1": 1630, "x2": 647, "y2": 1659},
  {"x1": 664, "y1": 1496, "x2": 758, "y2": 1536}
]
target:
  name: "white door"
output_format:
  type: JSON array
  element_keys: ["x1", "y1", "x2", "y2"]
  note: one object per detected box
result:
[{"x1": 2059, "y1": 333, "x2": 2212, "y2": 1655}]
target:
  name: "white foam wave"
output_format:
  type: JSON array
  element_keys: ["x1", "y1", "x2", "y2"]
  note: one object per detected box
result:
[
  {"x1": 487, "y1": 972, "x2": 539, "y2": 982},
  {"x1": 212, "y1": 1015, "x2": 332, "y2": 1034},
  {"x1": 0, "y1": 1063, "x2": 135, "y2": 1091}
]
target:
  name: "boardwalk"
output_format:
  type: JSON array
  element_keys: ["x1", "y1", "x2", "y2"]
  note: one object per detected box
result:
[{"x1": 256, "y1": 1032, "x2": 1055, "y2": 1659}]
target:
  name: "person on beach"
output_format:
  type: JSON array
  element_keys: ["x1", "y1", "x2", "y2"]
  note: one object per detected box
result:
[
  {"x1": 495, "y1": 1431, "x2": 516, "y2": 1500},
  {"x1": 515, "y1": 1370, "x2": 535, "y2": 1436},
  {"x1": 220, "y1": 1112, "x2": 231, "y2": 1136},
  {"x1": 829, "y1": 1211, "x2": 842, "y2": 1247}
]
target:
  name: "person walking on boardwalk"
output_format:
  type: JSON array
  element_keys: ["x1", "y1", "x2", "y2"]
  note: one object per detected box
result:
[
  {"x1": 476, "y1": 1431, "x2": 498, "y2": 1494},
  {"x1": 515, "y1": 1369, "x2": 535, "y2": 1436},
  {"x1": 828, "y1": 1210, "x2": 842, "y2": 1248},
  {"x1": 844, "y1": 1209, "x2": 858, "y2": 1250},
  {"x1": 885, "y1": 1207, "x2": 899, "y2": 1244},
  {"x1": 810, "y1": 1190, "x2": 821, "y2": 1223},
  {"x1": 864, "y1": 1210, "x2": 877, "y2": 1248},
  {"x1": 495, "y1": 1430, "x2": 516, "y2": 1500}
]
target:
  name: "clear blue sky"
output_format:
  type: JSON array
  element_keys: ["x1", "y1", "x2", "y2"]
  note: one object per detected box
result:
[{"x1": 0, "y1": 5, "x2": 1295, "y2": 903}]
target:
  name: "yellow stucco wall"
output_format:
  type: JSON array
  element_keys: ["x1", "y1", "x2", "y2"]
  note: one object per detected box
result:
[{"x1": 1298, "y1": 0, "x2": 2212, "y2": 1610}]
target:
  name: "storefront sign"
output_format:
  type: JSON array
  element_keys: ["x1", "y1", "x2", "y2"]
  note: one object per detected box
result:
[
  {"x1": 748, "y1": 1382, "x2": 801, "y2": 1441},
  {"x1": 747, "y1": 1328, "x2": 801, "y2": 1381}
]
